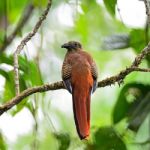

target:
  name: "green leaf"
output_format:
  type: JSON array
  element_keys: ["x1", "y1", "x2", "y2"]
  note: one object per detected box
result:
[
  {"x1": 81, "y1": 0, "x2": 97, "y2": 13},
  {"x1": 0, "y1": 54, "x2": 43, "y2": 114},
  {"x1": 112, "y1": 84, "x2": 130, "y2": 124},
  {"x1": 0, "y1": 54, "x2": 13, "y2": 65},
  {"x1": 103, "y1": 0, "x2": 117, "y2": 16},
  {"x1": 128, "y1": 92, "x2": 150, "y2": 131},
  {"x1": 0, "y1": 0, "x2": 6, "y2": 17},
  {"x1": 113, "y1": 83, "x2": 150, "y2": 130},
  {"x1": 54, "y1": 133, "x2": 70, "y2": 150},
  {"x1": 0, "y1": 54, "x2": 43, "y2": 86},
  {"x1": 0, "y1": 69, "x2": 9, "y2": 79},
  {"x1": 89, "y1": 127, "x2": 126, "y2": 150},
  {"x1": 0, "y1": 29, "x2": 5, "y2": 45},
  {"x1": 0, "y1": 70, "x2": 27, "y2": 102},
  {"x1": 129, "y1": 29, "x2": 146, "y2": 53},
  {"x1": 8, "y1": 0, "x2": 29, "y2": 23},
  {"x1": 33, "y1": 0, "x2": 47, "y2": 7},
  {"x1": 0, "y1": 133, "x2": 7, "y2": 150},
  {"x1": 0, "y1": 54, "x2": 28, "y2": 72},
  {"x1": 23, "y1": 61, "x2": 43, "y2": 86},
  {"x1": 2, "y1": 70, "x2": 16, "y2": 103}
]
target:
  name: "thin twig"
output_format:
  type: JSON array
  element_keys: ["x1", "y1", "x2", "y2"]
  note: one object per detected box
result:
[
  {"x1": 116, "y1": 3, "x2": 125, "y2": 26},
  {"x1": 98, "y1": 42, "x2": 150, "y2": 87},
  {"x1": 1, "y1": 4, "x2": 34, "y2": 52},
  {"x1": 0, "y1": 41, "x2": 150, "y2": 115},
  {"x1": 145, "y1": 17, "x2": 149, "y2": 44},
  {"x1": 144, "y1": 0, "x2": 150, "y2": 24},
  {"x1": 131, "y1": 67, "x2": 150, "y2": 72},
  {"x1": 0, "y1": 4, "x2": 34, "y2": 52},
  {"x1": 13, "y1": 0, "x2": 52, "y2": 96}
]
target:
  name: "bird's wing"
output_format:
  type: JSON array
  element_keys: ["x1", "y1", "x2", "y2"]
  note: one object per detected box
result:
[
  {"x1": 91, "y1": 62, "x2": 98, "y2": 93},
  {"x1": 62, "y1": 61, "x2": 72, "y2": 93},
  {"x1": 91, "y1": 62, "x2": 98, "y2": 79}
]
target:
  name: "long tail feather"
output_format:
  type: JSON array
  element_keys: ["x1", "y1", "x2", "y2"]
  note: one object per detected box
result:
[{"x1": 72, "y1": 87, "x2": 91, "y2": 140}]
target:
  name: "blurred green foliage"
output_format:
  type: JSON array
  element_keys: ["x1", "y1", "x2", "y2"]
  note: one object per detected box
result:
[
  {"x1": 0, "y1": 0, "x2": 150, "y2": 150},
  {"x1": 113, "y1": 83, "x2": 150, "y2": 131},
  {"x1": 129, "y1": 29, "x2": 147, "y2": 53},
  {"x1": 0, "y1": 133, "x2": 6, "y2": 150},
  {"x1": 87, "y1": 127, "x2": 127, "y2": 150},
  {"x1": 103, "y1": 0, "x2": 117, "y2": 16}
]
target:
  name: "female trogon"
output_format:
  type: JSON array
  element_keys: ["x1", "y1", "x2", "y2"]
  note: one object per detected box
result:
[{"x1": 61, "y1": 41, "x2": 98, "y2": 140}]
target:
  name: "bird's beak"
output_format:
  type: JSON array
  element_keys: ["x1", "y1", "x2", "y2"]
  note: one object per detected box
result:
[{"x1": 61, "y1": 43, "x2": 69, "y2": 48}]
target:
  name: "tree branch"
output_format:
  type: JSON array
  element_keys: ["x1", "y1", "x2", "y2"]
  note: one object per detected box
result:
[
  {"x1": 144, "y1": 0, "x2": 150, "y2": 24},
  {"x1": 0, "y1": 41, "x2": 150, "y2": 116},
  {"x1": 0, "y1": 4, "x2": 34, "y2": 52},
  {"x1": 98, "y1": 42, "x2": 150, "y2": 87},
  {"x1": 0, "y1": 0, "x2": 149, "y2": 116},
  {"x1": 0, "y1": 81, "x2": 64, "y2": 115},
  {"x1": 14, "y1": 0, "x2": 52, "y2": 95}
]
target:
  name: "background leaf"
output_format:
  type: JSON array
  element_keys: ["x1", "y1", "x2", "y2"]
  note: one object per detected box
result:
[
  {"x1": 129, "y1": 29, "x2": 146, "y2": 53},
  {"x1": 87, "y1": 127, "x2": 126, "y2": 150},
  {"x1": 0, "y1": 133, "x2": 7, "y2": 150},
  {"x1": 54, "y1": 133, "x2": 70, "y2": 150},
  {"x1": 113, "y1": 83, "x2": 150, "y2": 132},
  {"x1": 103, "y1": 0, "x2": 117, "y2": 16}
]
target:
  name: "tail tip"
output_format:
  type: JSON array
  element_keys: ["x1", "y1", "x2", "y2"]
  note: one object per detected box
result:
[{"x1": 79, "y1": 134, "x2": 89, "y2": 140}]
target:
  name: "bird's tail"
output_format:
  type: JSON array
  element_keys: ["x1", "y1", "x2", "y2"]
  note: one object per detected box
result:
[{"x1": 72, "y1": 86, "x2": 91, "y2": 140}]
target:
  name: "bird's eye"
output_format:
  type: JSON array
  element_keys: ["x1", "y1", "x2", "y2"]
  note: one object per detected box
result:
[{"x1": 74, "y1": 43, "x2": 77, "y2": 46}]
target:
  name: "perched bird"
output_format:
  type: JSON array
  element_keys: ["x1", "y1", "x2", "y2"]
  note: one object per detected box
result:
[{"x1": 61, "y1": 41, "x2": 98, "y2": 140}]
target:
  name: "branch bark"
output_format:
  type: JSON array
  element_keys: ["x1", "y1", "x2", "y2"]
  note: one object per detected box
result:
[
  {"x1": 14, "y1": 0, "x2": 52, "y2": 95},
  {"x1": 0, "y1": 41, "x2": 150, "y2": 115}
]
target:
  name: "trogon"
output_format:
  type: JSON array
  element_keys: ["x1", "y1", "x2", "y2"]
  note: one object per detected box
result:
[{"x1": 61, "y1": 41, "x2": 98, "y2": 140}]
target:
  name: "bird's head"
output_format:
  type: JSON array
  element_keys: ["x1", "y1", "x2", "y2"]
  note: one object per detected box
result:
[{"x1": 61, "y1": 41, "x2": 82, "y2": 51}]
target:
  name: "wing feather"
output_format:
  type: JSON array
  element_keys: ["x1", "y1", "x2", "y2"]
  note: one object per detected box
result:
[
  {"x1": 90, "y1": 62, "x2": 98, "y2": 93},
  {"x1": 62, "y1": 61, "x2": 72, "y2": 93}
]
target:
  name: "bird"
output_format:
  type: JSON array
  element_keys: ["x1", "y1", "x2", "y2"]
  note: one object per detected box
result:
[{"x1": 61, "y1": 41, "x2": 98, "y2": 140}]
